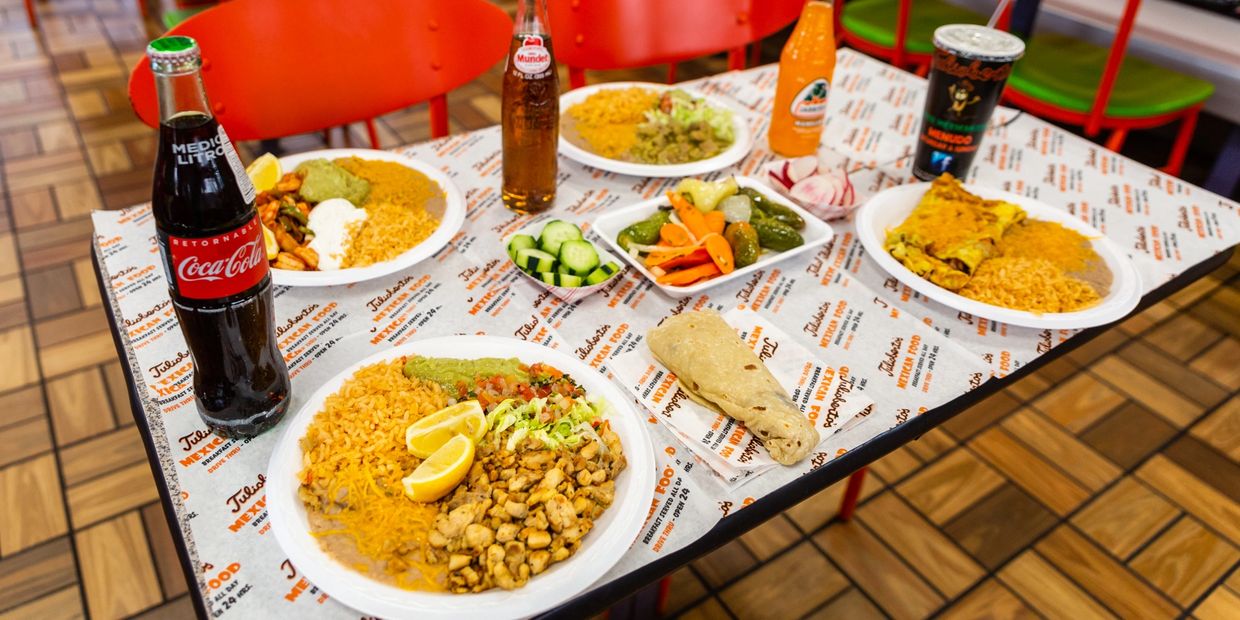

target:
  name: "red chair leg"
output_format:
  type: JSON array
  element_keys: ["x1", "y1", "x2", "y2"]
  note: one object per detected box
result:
[
  {"x1": 25, "y1": 0, "x2": 37, "y2": 28},
  {"x1": 365, "y1": 118, "x2": 380, "y2": 149},
  {"x1": 1161, "y1": 105, "x2": 1201, "y2": 177},
  {"x1": 656, "y1": 575, "x2": 672, "y2": 615},
  {"x1": 915, "y1": 63, "x2": 930, "y2": 78},
  {"x1": 429, "y1": 94, "x2": 449, "y2": 139},
  {"x1": 1104, "y1": 128, "x2": 1127, "y2": 153},
  {"x1": 568, "y1": 66, "x2": 587, "y2": 90},
  {"x1": 837, "y1": 468, "x2": 867, "y2": 522},
  {"x1": 727, "y1": 46, "x2": 745, "y2": 71},
  {"x1": 137, "y1": 0, "x2": 147, "y2": 18},
  {"x1": 750, "y1": 41, "x2": 762, "y2": 67},
  {"x1": 666, "y1": 63, "x2": 677, "y2": 84}
]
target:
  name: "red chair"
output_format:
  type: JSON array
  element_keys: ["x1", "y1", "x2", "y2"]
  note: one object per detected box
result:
[
  {"x1": 128, "y1": 0, "x2": 512, "y2": 147},
  {"x1": 548, "y1": 0, "x2": 807, "y2": 90}
]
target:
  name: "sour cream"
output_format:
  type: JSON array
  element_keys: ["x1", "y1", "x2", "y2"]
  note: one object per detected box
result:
[{"x1": 306, "y1": 198, "x2": 368, "y2": 271}]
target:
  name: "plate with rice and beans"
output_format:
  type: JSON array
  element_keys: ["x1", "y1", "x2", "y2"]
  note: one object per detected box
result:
[
  {"x1": 266, "y1": 336, "x2": 656, "y2": 619},
  {"x1": 856, "y1": 174, "x2": 1142, "y2": 329},
  {"x1": 559, "y1": 82, "x2": 753, "y2": 178},
  {"x1": 248, "y1": 148, "x2": 465, "y2": 287}
]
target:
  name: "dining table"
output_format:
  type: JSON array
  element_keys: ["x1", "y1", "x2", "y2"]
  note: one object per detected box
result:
[{"x1": 91, "y1": 48, "x2": 1238, "y2": 619}]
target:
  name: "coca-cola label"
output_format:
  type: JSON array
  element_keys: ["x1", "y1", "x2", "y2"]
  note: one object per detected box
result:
[
  {"x1": 168, "y1": 123, "x2": 256, "y2": 203},
  {"x1": 513, "y1": 34, "x2": 551, "y2": 76},
  {"x1": 167, "y1": 215, "x2": 268, "y2": 299},
  {"x1": 218, "y1": 125, "x2": 257, "y2": 203}
]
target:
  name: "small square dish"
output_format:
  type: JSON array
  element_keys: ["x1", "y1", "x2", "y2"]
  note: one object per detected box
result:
[
  {"x1": 505, "y1": 218, "x2": 625, "y2": 303},
  {"x1": 592, "y1": 176, "x2": 834, "y2": 297}
]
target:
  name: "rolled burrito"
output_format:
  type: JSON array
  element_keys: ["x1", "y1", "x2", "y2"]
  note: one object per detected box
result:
[{"x1": 647, "y1": 311, "x2": 819, "y2": 465}]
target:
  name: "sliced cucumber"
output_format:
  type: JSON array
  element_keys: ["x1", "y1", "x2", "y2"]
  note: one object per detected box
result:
[
  {"x1": 585, "y1": 261, "x2": 621, "y2": 285},
  {"x1": 555, "y1": 273, "x2": 584, "y2": 287},
  {"x1": 556, "y1": 263, "x2": 573, "y2": 275},
  {"x1": 515, "y1": 248, "x2": 557, "y2": 273},
  {"x1": 558, "y1": 239, "x2": 599, "y2": 276},
  {"x1": 538, "y1": 220, "x2": 584, "y2": 256},
  {"x1": 537, "y1": 271, "x2": 558, "y2": 285},
  {"x1": 507, "y1": 234, "x2": 537, "y2": 260}
]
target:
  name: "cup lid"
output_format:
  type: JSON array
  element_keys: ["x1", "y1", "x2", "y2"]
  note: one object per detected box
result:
[
  {"x1": 933, "y1": 25, "x2": 1025, "y2": 62},
  {"x1": 147, "y1": 36, "x2": 201, "y2": 74}
]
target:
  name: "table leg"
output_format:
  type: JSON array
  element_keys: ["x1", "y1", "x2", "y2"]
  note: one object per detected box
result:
[
  {"x1": 837, "y1": 468, "x2": 867, "y2": 522},
  {"x1": 607, "y1": 578, "x2": 666, "y2": 619}
]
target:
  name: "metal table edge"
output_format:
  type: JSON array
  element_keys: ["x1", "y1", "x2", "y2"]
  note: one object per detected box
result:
[{"x1": 92, "y1": 237, "x2": 1235, "y2": 620}]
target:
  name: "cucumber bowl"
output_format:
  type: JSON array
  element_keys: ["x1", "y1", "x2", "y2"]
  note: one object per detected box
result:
[{"x1": 505, "y1": 219, "x2": 625, "y2": 303}]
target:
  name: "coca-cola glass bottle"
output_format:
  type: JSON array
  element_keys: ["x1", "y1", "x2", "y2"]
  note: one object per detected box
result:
[{"x1": 148, "y1": 36, "x2": 290, "y2": 438}]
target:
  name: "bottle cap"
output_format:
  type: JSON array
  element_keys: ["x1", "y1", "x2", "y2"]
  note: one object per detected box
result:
[
  {"x1": 147, "y1": 36, "x2": 202, "y2": 74},
  {"x1": 933, "y1": 25, "x2": 1024, "y2": 62}
]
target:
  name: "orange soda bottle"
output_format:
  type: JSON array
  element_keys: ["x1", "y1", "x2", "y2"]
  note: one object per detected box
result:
[{"x1": 769, "y1": 0, "x2": 837, "y2": 157}]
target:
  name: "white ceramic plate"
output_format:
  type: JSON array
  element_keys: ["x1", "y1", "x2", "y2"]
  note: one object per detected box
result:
[
  {"x1": 267, "y1": 336, "x2": 656, "y2": 620},
  {"x1": 856, "y1": 183, "x2": 1142, "y2": 329},
  {"x1": 558, "y1": 82, "x2": 753, "y2": 178},
  {"x1": 269, "y1": 148, "x2": 465, "y2": 287},
  {"x1": 593, "y1": 176, "x2": 834, "y2": 297}
]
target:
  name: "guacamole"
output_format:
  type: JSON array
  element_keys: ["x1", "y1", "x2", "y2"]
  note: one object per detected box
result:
[
  {"x1": 296, "y1": 159, "x2": 370, "y2": 205},
  {"x1": 402, "y1": 356, "x2": 529, "y2": 389}
]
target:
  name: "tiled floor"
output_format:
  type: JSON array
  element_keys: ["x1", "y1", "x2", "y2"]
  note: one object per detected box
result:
[{"x1": 1, "y1": 1, "x2": 1238, "y2": 619}]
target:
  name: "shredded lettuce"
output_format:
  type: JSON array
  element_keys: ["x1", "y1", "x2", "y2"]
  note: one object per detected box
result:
[
  {"x1": 487, "y1": 394, "x2": 604, "y2": 451},
  {"x1": 642, "y1": 89, "x2": 735, "y2": 143}
]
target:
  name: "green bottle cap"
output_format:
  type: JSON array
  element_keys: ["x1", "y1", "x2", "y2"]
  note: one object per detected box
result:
[{"x1": 147, "y1": 36, "x2": 201, "y2": 74}]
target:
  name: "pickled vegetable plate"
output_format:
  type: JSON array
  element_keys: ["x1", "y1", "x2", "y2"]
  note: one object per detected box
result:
[{"x1": 593, "y1": 177, "x2": 834, "y2": 296}]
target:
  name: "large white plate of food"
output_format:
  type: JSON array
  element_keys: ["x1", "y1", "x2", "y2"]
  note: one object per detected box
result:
[
  {"x1": 253, "y1": 148, "x2": 465, "y2": 287},
  {"x1": 856, "y1": 173, "x2": 1142, "y2": 329},
  {"x1": 593, "y1": 176, "x2": 834, "y2": 296},
  {"x1": 559, "y1": 82, "x2": 753, "y2": 178},
  {"x1": 266, "y1": 336, "x2": 656, "y2": 620}
]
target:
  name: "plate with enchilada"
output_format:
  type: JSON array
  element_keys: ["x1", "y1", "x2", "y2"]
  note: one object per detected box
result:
[{"x1": 856, "y1": 174, "x2": 1141, "y2": 329}]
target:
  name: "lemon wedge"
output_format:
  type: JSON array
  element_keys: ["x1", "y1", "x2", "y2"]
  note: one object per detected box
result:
[
  {"x1": 246, "y1": 153, "x2": 281, "y2": 193},
  {"x1": 262, "y1": 224, "x2": 279, "y2": 260},
  {"x1": 402, "y1": 434, "x2": 475, "y2": 502},
  {"x1": 405, "y1": 400, "x2": 487, "y2": 458}
]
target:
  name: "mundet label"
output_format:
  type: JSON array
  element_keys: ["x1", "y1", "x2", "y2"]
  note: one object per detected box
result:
[
  {"x1": 790, "y1": 78, "x2": 829, "y2": 127},
  {"x1": 513, "y1": 34, "x2": 552, "y2": 76},
  {"x1": 167, "y1": 215, "x2": 268, "y2": 299}
]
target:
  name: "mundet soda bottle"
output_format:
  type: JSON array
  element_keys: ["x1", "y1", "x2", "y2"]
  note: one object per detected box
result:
[
  {"x1": 501, "y1": 0, "x2": 559, "y2": 214},
  {"x1": 148, "y1": 36, "x2": 290, "y2": 438},
  {"x1": 769, "y1": 0, "x2": 837, "y2": 157}
]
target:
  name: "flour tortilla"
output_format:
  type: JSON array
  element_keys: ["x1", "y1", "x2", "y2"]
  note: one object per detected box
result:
[{"x1": 647, "y1": 311, "x2": 818, "y2": 465}]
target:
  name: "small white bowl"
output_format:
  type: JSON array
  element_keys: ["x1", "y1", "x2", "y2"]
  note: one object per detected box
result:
[{"x1": 505, "y1": 220, "x2": 625, "y2": 303}]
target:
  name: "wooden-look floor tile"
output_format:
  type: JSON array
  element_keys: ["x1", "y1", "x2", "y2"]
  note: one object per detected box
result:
[
  {"x1": 86, "y1": 141, "x2": 131, "y2": 175},
  {"x1": 66, "y1": 89, "x2": 107, "y2": 120},
  {"x1": 139, "y1": 503, "x2": 188, "y2": 599},
  {"x1": 0, "y1": 326, "x2": 38, "y2": 393},
  {"x1": 3, "y1": 150, "x2": 89, "y2": 193},
  {"x1": 814, "y1": 523, "x2": 944, "y2": 620},
  {"x1": 1191, "y1": 396, "x2": 1239, "y2": 461},
  {"x1": 26, "y1": 265, "x2": 81, "y2": 319},
  {"x1": 662, "y1": 567, "x2": 706, "y2": 616},
  {"x1": 46, "y1": 368, "x2": 114, "y2": 445},
  {"x1": 1080, "y1": 401, "x2": 1177, "y2": 469},
  {"x1": 1163, "y1": 435, "x2": 1240, "y2": 503},
  {"x1": 0, "y1": 454, "x2": 69, "y2": 555},
  {"x1": 36, "y1": 120, "x2": 78, "y2": 154},
  {"x1": 100, "y1": 361, "x2": 131, "y2": 425},
  {"x1": 721, "y1": 542, "x2": 847, "y2": 619},
  {"x1": 0, "y1": 585, "x2": 83, "y2": 620},
  {"x1": 75, "y1": 512, "x2": 162, "y2": 619},
  {"x1": 38, "y1": 330, "x2": 118, "y2": 380},
  {"x1": 71, "y1": 258, "x2": 102, "y2": 308},
  {"x1": 0, "y1": 234, "x2": 19, "y2": 280},
  {"x1": 1137, "y1": 455, "x2": 1240, "y2": 544},
  {"x1": 1190, "y1": 289, "x2": 1240, "y2": 339},
  {"x1": 904, "y1": 427, "x2": 956, "y2": 462},
  {"x1": 970, "y1": 427, "x2": 1091, "y2": 516},
  {"x1": 1191, "y1": 337, "x2": 1240, "y2": 390},
  {"x1": 58, "y1": 424, "x2": 145, "y2": 487},
  {"x1": 738, "y1": 514, "x2": 800, "y2": 561},
  {"x1": 1065, "y1": 328, "x2": 1129, "y2": 367},
  {"x1": 1001, "y1": 408, "x2": 1120, "y2": 491},
  {"x1": 691, "y1": 539, "x2": 756, "y2": 587},
  {"x1": 1144, "y1": 313, "x2": 1222, "y2": 361},
  {"x1": 944, "y1": 484, "x2": 1058, "y2": 570},
  {"x1": 868, "y1": 445, "x2": 922, "y2": 484},
  {"x1": 65, "y1": 461, "x2": 158, "y2": 529},
  {"x1": 0, "y1": 275, "x2": 25, "y2": 309},
  {"x1": 0, "y1": 128, "x2": 38, "y2": 160},
  {"x1": 679, "y1": 596, "x2": 730, "y2": 620},
  {"x1": 1131, "y1": 516, "x2": 1240, "y2": 606},
  {"x1": 858, "y1": 492, "x2": 983, "y2": 598},
  {"x1": 785, "y1": 476, "x2": 880, "y2": 533},
  {"x1": 897, "y1": 447, "x2": 1005, "y2": 524},
  {"x1": 33, "y1": 306, "x2": 107, "y2": 348},
  {"x1": 10, "y1": 188, "x2": 57, "y2": 229},
  {"x1": 0, "y1": 537, "x2": 78, "y2": 612},
  {"x1": 1195, "y1": 586, "x2": 1240, "y2": 620},
  {"x1": 1036, "y1": 526, "x2": 1178, "y2": 618},
  {"x1": 1118, "y1": 300, "x2": 1176, "y2": 336},
  {"x1": 1004, "y1": 370, "x2": 1053, "y2": 402},
  {"x1": 53, "y1": 179, "x2": 103, "y2": 220},
  {"x1": 0, "y1": 417, "x2": 52, "y2": 468},
  {"x1": 1091, "y1": 356, "x2": 1201, "y2": 427},
  {"x1": 1071, "y1": 477, "x2": 1179, "y2": 559},
  {"x1": 804, "y1": 588, "x2": 886, "y2": 620},
  {"x1": 940, "y1": 579, "x2": 1038, "y2": 620},
  {"x1": 997, "y1": 550, "x2": 1117, "y2": 619},
  {"x1": 1167, "y1": 274, "x2": 1223, "y2": 308},
  {"x1": 1032, "y1": 372, "x2": 1125, "y2": 433},
  {"x1": 0, "y1": 385, "x2": 44, "y2": 429},
  {"x1": 943, "y1": 390, "x2": 1021, "y2": 441},
  {"x1": 1118, "y1": 340, "x2": 1229, "y2": 407}
]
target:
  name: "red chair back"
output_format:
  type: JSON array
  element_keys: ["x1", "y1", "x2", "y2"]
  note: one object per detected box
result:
[
  {"x1": 548, "y1": 0, "x2": 806, "y2": 88},
  {"x1": 128, "y1": 0, "x2": 512, "y2": 141}
]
